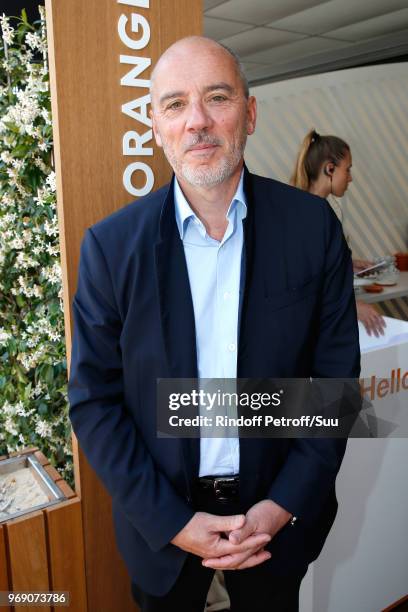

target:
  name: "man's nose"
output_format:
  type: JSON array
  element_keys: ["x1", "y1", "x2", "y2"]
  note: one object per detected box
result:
[{"x1": 185, "y1": 101, "x2": 212, "y2": 131}]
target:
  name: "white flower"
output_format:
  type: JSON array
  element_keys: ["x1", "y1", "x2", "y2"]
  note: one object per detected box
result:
[
  {"x1": 44, "y1": 218, "x2": 59, "y2": 237},
  {"x1": 4, "y1": 417, "x2": 19, "y2": 436},
  {"x1": 0, "y1": 327, "x2": 11, "y2": 345},
  {"x1": 35, "y1": 419, "x2": 52, "y2": 438},
  {"x1": 42, "y1": 262, "x2": 62, "y2": 285},
  {"x1": 7, "y1": 167, "x2": 19, "y2": 181},
  {"x1": 18, "y1": 344, "x2": 46, "y2": 369},
  {"x1": 11, "y1": 158, "x2": 24, "y2": 170},
  {"x1": 34, "y1": 186, "x2": 52, "y2": 206},
  {"x1": 46, "y1": 171, "x2": 57, "y2": 192},
  {"x1": 20, "y1": 49, "x2": 33, "y2": 66},
  {"x1": 33, "y1": 157, "x2": 48, "y2": 172},
  {"x1": 1, "y1": 151, "x2": 13, "y2": 164},
  {"x1": 16, "y1": 251, "x2": 39, "y2": 269},
  {"x1": 38, "y1": 140, "x2": 49, "y2": 151},
  {"x1": 46, "y1": 243, "x2": 59, "y2": 256},
  {"x1": 9, "y1": 235, "x2": 25, "y2": 250},
  {"x1": 2, "y1": 59, "x2": 12, "y2": 73},
  {"x1": 41, "y1": 108, "x2": 52, "y2": 125},
  {"x1": 0, "y1": 14, "x2": 14, "y2": 45},
  {"x1": 1, "y1": 194, "x2": 14, "y2": 207},
  {"x1": 26, "y1": 32, "x2": 42, "y2": 51},
  {"x1": 48, "y1": 330, "x2": 61, "y2": 342}
]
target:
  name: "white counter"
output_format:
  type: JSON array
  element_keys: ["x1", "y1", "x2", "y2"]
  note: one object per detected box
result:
[{"x1": 356, "y1": 271, "x2": 408, "y2": 304}]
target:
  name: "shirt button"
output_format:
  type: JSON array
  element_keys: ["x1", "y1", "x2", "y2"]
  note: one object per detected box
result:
[
  {"x1": 228, "y1": 343, "x2": 236, "y2": 352},
  {"x1": 223, "y1": 292, "x2": 231, "y2": 300}
]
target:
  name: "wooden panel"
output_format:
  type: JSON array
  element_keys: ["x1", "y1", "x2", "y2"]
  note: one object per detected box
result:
[
  {"x1": 43, "y1": 464, "x2": 62, "y2": 483},
  {"x1": 0, "y1": 525, "x2": 11, "y2": 612},
  {"x1": 33, "y1": 450, "x2": 49, "y2": 467},
  {"x1": 45, "y1": 499, "x2": 87, "y2": 612},
  {"x1": 8, "y1": 447, "x2": 38, "y2": 458},
  {"x1": 45, "y1": 1, "x2": 202, "y2": 611},
  {"x1": 5, "y1": 512, "x2": 50, "y2": 612},
  {"x1": 55, "y1": 481, "x2": 76, "y2": 500},
  {"x1": 45, "y1": 0, "x2": 203, "y2": 359}
]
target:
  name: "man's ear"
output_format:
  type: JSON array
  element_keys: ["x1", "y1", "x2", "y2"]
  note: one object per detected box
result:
[
  {"x1": 246, "y1": 95, "x2": 257, "y2": 136},
  {"x1": 150, "y1": 109, "x2": 163, "y2": 148}
]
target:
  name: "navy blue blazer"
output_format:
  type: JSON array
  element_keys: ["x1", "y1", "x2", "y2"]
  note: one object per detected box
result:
[{"x1": 68, "y1": 168, "x2": 360, "y2": 595}]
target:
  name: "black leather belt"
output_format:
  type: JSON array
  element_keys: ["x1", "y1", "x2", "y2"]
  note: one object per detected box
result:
[{"x1": 195, "y1": 475, "x2": 240, "y2": 502}]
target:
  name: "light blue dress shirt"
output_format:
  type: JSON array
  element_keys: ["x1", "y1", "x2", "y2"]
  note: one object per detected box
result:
[{"x1": 174, "y1": 172, "x2": 246, "y2": 477}]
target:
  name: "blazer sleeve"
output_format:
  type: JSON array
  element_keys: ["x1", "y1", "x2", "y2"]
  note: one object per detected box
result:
[
  {"x1": 68, "y1": 228, "x2": 194, "y2": 551},
  {"x1": 267, "y1": 203, "x2": 361, "y2": 526}
]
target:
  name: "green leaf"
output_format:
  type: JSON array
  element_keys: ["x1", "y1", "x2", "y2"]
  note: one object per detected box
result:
[
  {"x1": 44, "y1": 364, "x2": 54, "y2": 384},
  {"x1": 16, "y1": 294, "x2": 26, "y2": 308},
  {"x1": 11, "y1": 144, "x2": 30, "y2": 158},
  {"x1": 8, "y1": 338, "x2": 17, "y2": 355},
  {"x1": 21, "y1": 8, "x2": 28, "y2": 24},
  {"x1": 38, "y1": 402, "x2": 48, "y2": 416}
]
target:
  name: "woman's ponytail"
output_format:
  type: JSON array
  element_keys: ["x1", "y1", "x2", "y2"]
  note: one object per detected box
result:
[{"x1": 290, "y1": 129, "x2": 317, "y2": 190}]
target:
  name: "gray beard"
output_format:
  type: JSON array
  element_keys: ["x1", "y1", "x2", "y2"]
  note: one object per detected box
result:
[
  {"x1": 180, "y1": 153, "x2": 242, "y2": 187},
  {"x1": 162, "y1": 131, "x2": 247, "y2": 188}
]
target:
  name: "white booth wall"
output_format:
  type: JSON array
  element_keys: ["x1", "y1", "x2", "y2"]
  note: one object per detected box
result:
[
  {"x1": 246, "y1": 62, "x2": 408, "y2": 320},
  {"x1": 246, "y1": 64, "x2": 408, "y2": 611}
]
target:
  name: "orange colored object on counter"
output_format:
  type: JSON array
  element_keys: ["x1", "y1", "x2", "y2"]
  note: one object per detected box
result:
[
  {"x1": 395, "y1": 252, "x2": 408, "y2": 271},
  {"x1": 363, "y1": 284, "x2": 384, "y2": 293}
]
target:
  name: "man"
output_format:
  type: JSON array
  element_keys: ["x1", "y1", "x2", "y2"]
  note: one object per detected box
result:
[{"x1": 68, "y1": 36, "x2": 360, "y2": 611}]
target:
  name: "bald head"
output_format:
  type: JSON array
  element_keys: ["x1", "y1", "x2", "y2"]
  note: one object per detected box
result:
[
  {"x1": 149, "y1": 35, "x2": 257, "y2": 190},
  {"x1": 150, "y1": 36, "x2": 249, "y2": 106}
]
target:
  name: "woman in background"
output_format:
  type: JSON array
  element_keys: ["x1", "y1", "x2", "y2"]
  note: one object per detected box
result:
[{"x1": 291, "y1": 129, "x2": 385, "y2": 337}]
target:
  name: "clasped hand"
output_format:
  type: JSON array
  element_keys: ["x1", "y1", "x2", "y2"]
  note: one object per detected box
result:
[{"x1": 171, "y1": 500, "x2": 291, "y2": 570}]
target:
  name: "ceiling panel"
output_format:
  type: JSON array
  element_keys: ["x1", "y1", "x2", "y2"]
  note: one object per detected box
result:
[
  {"x1": 204, "y1": 16, "x2": 254, "y2": 41},
  {"x1": 244, "y1": 36, "x2": 351, "y2": 65},
  {"x1": 219, "y1": 27, "x2": 306, "y2": 58},
  {"x1": 206, "y1": 0, "x2": 325, "y2": 26},
  {"x1": 267, "y1": 0, "x2": 408, "y2": 36},
  {"x1": 203, "y1": 0, "x2": 408, "y2": 86},
  {"x1": 204, "y1": 0, "x2": 229, "y2": 10},
  {"x1": 242, "y1": 61, "x2": 272, "y2": 77},
  {"x1": 324, "y1": 8, "x2": 408, "y2": 42}
]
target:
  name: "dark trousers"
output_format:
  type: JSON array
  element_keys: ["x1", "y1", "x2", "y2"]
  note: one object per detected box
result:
[{"x1": 131, "y1": 487, "x2": 306, "y2": 612}]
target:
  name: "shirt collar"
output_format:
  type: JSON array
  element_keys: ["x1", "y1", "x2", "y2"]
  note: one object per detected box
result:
[{"x1": 174, "y1": 170, "x2": 247, "y2": 240}]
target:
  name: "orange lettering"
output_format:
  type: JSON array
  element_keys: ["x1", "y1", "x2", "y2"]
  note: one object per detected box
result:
[{"x1": 377, "y1": 378, "x2": 389, "y2": 398}]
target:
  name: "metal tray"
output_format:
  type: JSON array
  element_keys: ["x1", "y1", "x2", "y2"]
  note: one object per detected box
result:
[{"x1": 0, "y1": 453, "x2": 66, "y2": 523}]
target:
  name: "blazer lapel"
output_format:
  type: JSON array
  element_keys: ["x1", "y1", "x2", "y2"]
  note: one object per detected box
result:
[{"x1": 154, "y1": 178, "x2": 200, "y2": 484}]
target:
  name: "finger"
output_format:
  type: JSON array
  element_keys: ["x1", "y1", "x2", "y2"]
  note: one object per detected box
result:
[
  {"x1": 235, "y1": 550, "x2": 272, "y2": 569},
  {"x1": 203, "y1": 551, "x2": 252, "y2": 569},
  {"x1": 214, "y1": 533, "x2": 271, "y2": 557},
  {"x1": 365, "y1": 323, "x2": 372, "y2": 336},
  {"x1": 203, "y1": 545, "x2": 268, "y2": 570},
  {"x1": 228, "y1": 519, "x2": 256, "y2": 544},
  {"x1": 377, "y1": 318, "x2": 386, "y2": 334},
  {"x1": 372, "y1": 322, "x2": 379, "y2": 337},
  {"x1": 209, "y1": 513, "x2": 246, "y2": 534}
]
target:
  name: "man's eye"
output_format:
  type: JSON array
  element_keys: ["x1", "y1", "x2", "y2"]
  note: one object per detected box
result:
[
  {"x1": 211, "y1": 95, "x2": 227, "y2": 102},
  {"x1": 167, "y1": 101, "x2": 183, "y2": 110}
]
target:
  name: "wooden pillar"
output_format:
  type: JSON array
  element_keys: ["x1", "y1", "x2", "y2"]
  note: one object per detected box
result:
[{"x1": 44, "y1": 1, "x2": 202, "y2": 610}]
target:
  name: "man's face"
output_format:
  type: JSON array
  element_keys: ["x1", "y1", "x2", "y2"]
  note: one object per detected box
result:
[{"x1": 150, "y1": 40, "x2": 257, "y2": 188}]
